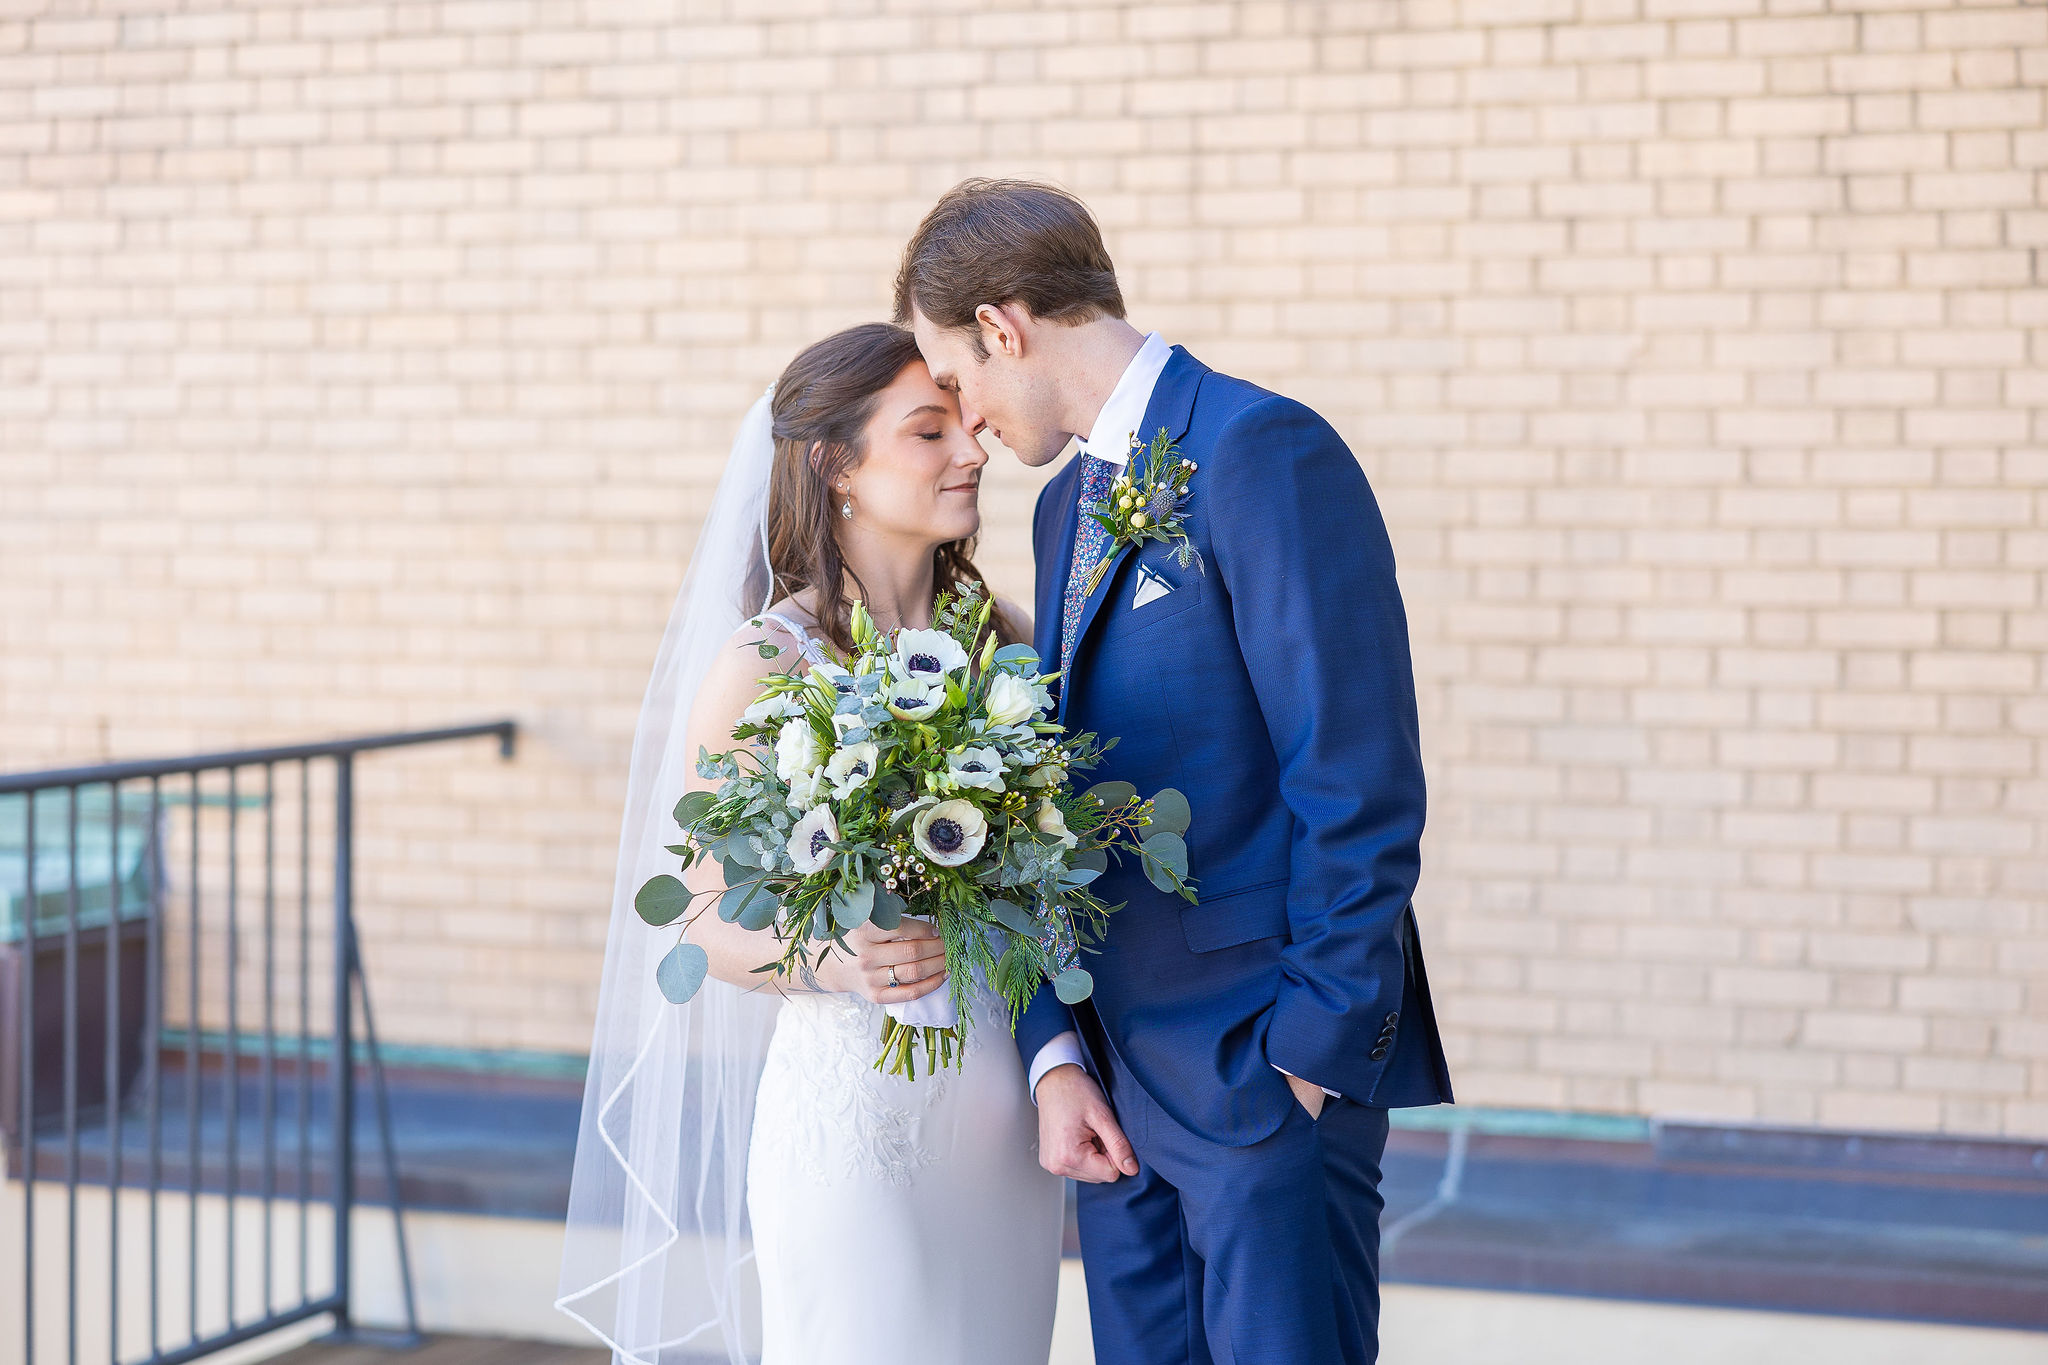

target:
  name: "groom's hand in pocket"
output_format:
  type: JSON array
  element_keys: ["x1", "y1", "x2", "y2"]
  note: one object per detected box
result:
[
  {"x1": 1036, "y1": 1065, "x2": 1139, "y2": 1183},
  {"x1": 1282, "y1": 1071, "x2": 1328, "y2": 1121}
]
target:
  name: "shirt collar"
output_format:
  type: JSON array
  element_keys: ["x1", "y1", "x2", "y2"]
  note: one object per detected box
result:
[{"x1": 1079, "y1": 331, "x2": 1172, "y2": 467}]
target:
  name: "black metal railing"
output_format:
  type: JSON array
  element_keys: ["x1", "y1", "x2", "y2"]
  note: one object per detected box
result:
[{"x1": 1, "y1": 721, "x2": 517, "y2": 1364}]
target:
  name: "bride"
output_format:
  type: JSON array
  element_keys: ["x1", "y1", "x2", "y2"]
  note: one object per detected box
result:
[{"x1": 557, "y1": 322, "x2": 1064, "y2": 1365}]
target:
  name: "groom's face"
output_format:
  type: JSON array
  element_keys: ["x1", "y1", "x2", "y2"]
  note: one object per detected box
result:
[{"x1": 909, "y1": 308, "x2": 1067, "y2": 469}]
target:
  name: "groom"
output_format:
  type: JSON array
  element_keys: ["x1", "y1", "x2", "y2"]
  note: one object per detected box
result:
[{"x1": 897, "y1": 181, "x2": 1452, "y2": 1365}]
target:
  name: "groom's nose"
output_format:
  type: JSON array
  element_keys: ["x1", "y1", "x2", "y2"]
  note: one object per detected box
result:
[{"x1": 955, "y1": 396, "x2": 987, "y2": 437}]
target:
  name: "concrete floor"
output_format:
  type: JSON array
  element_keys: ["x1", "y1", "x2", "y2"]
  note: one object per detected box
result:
[{"x1": 1050, "y1": 1265, "x2": 2048, "y2": 1365}]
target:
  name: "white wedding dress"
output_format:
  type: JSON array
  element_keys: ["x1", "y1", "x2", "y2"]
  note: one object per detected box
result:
[{"x1": 745, "y1": 614, "x2": 1062, "y2": 1365}]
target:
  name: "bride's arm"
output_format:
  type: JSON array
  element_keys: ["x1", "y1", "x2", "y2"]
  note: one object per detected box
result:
[{"x1": 676, "y1": 623, "x2": 950, "y2": 1004}]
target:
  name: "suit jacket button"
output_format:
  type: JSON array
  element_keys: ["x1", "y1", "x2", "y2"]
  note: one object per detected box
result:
[
  {"x1": 1369, "y1": 1046, "x2": 1389, "y2": 1061},
  {"x1": 1385, "y1": 1012, "x2": 1400, "y2": 1025}
]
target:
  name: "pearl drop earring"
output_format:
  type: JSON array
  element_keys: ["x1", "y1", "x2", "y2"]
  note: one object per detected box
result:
[{"x1": 841, "y1": 498, "x2": 852, "y2": 520}]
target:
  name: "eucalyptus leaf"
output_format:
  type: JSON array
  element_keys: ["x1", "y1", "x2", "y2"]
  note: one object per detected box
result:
[
  {"x1": 870, "y1": 887, "x2": 907, "y2": 930},
  {"x1": 832, "y1": 880, "x2": 876, "y2": 931},
  {"x1": 992, "y1": 644, "x2": 1040, "y2": 668},
  {"x1": 1083, "y1": 780, "x2": 1138, "y2": 813},
  {"x1": 719, "y1": 879, "x2": 767, "y2": 923},
  {"x1": 656, "y1": 941, "x2": 710, "y2": 1004},
  {"x1": 1148, "y1": 787, "x2": 1192, "y2": 836},
  {"x1": 634, "y1": 875, "x2": 691, "y2": 927},
  {"x1": 720, "y1": 835, "x2": 760, "y2": 869},
  {"x1": 1072, "y1": 847, "x2": 1110, "y2": 875},
  {"x1": 1140, "y1": 830, "x2": 1189, "y2": 891},
  {"x1": 720, "y1": 858, "x2": 749, "y2": 889},
  {"x1": 1053, "y1": 967, "x2": 1095, "y2": 1005},
  {"x1": 736, "y1": 896, "x2": 779, "y2": 932},
  {"x1": 1059, "y1": 867, "x2": 1103, "y2": 887},
  {"x1": 663, "y1": 843, "x2": 692, "y2": 856},
  {"x1": 672, "y1": 789, "x2": 717, "y2": 829},
  {"x1": 985, "y1": 898, "x2": 1041, "y2": 938},
  {"x1": 835, "y1": 693, "x2": 864, "y2": 715}
]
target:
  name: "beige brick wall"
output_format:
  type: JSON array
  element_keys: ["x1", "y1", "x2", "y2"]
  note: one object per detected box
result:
[{"x1": 3, "y1": 0, "x2": 2043, "y2": 1136}]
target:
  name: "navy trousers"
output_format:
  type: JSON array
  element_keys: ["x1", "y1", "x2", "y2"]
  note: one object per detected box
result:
[{"x1": 1077, "y1": 1032, "x2": 1392, "y2": 1365}]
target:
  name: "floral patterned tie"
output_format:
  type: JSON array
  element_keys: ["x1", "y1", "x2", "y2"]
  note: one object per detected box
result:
[{"x1": 1059, "y1": 453, "x2": 1117, "y2": 677}]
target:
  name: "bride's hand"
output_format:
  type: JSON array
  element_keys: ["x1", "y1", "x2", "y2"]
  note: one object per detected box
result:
[{"x1": 812, "y1": 919, "x2": 950, "y2": 1003}]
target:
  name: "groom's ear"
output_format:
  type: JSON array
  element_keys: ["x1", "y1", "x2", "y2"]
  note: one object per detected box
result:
[{"x1": 973, "y1": 302, "x2": 1028, "y2": 361}]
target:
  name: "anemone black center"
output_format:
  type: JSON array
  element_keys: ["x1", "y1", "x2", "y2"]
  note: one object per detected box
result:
[
  {"x1": 850, "y1": 761, "x2": 869, "y2": 777},
  {"x1": 908, "y1": 653, "x2": 941, "y2": 673},
  {"x1": 894, "y1": 694, "x2": 926, "y2": 709},
  {"x1": 927, "y1": 818, "x2": 964, "y2": 853},
  {"x1": 961, "y1": 761, "x2": 987, "y2": 773},
  {"x1": 808, "y1": 829, "x2": 831, "y2": 857}
]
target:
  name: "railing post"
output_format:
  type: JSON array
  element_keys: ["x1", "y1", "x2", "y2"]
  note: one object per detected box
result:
[{"x1": 328, "y1": 754, "x2": 354, "y2": 1337}]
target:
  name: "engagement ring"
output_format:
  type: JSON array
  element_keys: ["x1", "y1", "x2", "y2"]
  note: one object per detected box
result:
[{"x1": 886, "y1": 966, "x2": 900, "y2": 989}]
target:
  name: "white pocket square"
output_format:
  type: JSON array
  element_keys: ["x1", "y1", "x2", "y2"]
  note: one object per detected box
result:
[{"x1": 1132, "y1": 565, "x2": 1175, "y2": 610}]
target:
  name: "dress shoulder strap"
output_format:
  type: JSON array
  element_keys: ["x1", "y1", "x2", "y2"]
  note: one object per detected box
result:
[{"x1": 756, "y1": 611, "x2": 830, "y2": 666}]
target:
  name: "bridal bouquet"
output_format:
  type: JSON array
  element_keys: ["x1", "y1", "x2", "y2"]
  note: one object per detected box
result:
[{"x1": 635, "y1": 584, "x2": 1196, "y2": 1078}]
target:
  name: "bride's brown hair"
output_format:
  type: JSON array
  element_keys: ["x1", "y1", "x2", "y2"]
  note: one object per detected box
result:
[{"x1": 751, "y1": 322, "x2": 1023, "y2": 653}]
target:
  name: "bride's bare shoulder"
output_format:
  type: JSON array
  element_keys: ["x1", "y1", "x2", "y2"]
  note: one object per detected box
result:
[{"x1": 692, "y1": 609, "x2": 810, "y2": 727}]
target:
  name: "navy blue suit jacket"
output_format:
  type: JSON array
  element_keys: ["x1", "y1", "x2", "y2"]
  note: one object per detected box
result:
[{"x1": 1016, "y1": 345, "x2": 1453, "y2": 1148}]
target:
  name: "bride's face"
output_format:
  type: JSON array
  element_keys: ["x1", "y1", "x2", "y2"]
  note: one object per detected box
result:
[{"x1": 838, "y1": 361, "x2": 988, "y2": 549}]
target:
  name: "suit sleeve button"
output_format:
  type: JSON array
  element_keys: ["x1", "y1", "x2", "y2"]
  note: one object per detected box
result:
[
  {"x1": 1369, "y1": 1046, "x2": 1389, "y2": 1061},
  {"x1": 1385, "y1": 1012, "x2": 1400, "y2": 1025}
]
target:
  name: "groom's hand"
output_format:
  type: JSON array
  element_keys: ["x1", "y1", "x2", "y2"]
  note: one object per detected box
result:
[
  {"x1": 1036, "y1": 1064, "x2": 1139, "y2": 1183},
  {"x1": 1282, "y1": 1071, "x2": 1327, "y2": 1121}
]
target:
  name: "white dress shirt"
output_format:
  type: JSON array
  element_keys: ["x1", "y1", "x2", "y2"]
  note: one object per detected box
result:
[{"x1": 1023, "y1": 329, "x2": 1338, "y2": 1106}]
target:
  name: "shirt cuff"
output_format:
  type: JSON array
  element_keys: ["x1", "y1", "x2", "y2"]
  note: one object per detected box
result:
[
  {"x1": 1274, "y1": 1063, "x2": 1340, "y2": 1100},
  {"x1": 1028, "y1": 1031, "x2": 1089, "y2": 1104}
]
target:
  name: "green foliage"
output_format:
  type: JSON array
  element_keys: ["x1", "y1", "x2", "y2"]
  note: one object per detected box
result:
[
  {"x1": 635, "y1": 875, "x2": 691, "y2": 927},
  {"x1": 655, "y1": 941, "x2": 709, "y2": 1004},
  {"x1": 1149, "y1": 788, "x2": 1191, "y2": 836},
  {"x1": 1054, "y1": 967, "x2": 1095, "y2": 1005}
]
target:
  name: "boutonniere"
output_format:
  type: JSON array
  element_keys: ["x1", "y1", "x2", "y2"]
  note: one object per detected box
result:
[{"x1": 1084, "y1": 426, "x2": 1203, "y2": 594}]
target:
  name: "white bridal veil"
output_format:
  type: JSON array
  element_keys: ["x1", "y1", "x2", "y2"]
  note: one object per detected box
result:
[{"x1": 558, "y1": 388, "x2": 783, "y2": 1363}]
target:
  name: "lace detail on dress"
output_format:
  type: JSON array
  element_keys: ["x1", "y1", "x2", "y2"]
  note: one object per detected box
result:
[
  {"x1": 754, "y1": 988, "x2": 991, "y2": 1188},
  {"x1": 758, "y1": 993, "x2": 933, "y2": 1188},
  {"x1": 757, "y1": 611, "x2": 830, "y2": 667}
]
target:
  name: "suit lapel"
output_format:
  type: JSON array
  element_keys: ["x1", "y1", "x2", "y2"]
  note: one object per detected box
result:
[{"x1": 1056, "y1": 346, "x2": 1208, "y2": 719}]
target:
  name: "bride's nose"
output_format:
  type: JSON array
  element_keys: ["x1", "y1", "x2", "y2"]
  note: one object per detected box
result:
[{"x1": 953, "y1": 432, "x2": 988, "y2": 471}]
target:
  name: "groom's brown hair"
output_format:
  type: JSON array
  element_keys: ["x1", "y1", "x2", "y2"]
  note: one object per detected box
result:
[{"x1": 893, "y1": 179, "x2": 1125, "y2": 358}]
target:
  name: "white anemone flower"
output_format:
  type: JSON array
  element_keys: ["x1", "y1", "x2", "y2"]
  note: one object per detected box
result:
[
  {"x1": 785, "y1": 768, "x2": 826, "y2": 813},
  {"x1": 1022, "y1": 763, "x2": 1067, "y2": 790},
  {"x1": 774, "y1": 716, "x2": 824, "y2": 782},
  {"x1": 984, "y1": 671, "x2": 1049, "y2": 727},
  {"x1": 741, "y1": 692, "x2": 802, "y2": 728},
  {"x1": 883, "y1": 674, "x2": 944, "y2": 721},
  {"x1": 892, "y1": 628, "x2": 970, "y2": 682},
  {"x1": 945, "y1": 746, "x2": 1007, "y2": 792},
  {"x1": 1035, "y1": 798, "x2": 1079, "y2": 849},
  {"x1": 825, "y1": 741, "x2": 880, "y2": 800},
  {"x1": 786, "y1": 805, "x2": 840, "y2": 875},
  {"x1": 913, "y1": 799, "x2": 988, "y2": 867}
]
